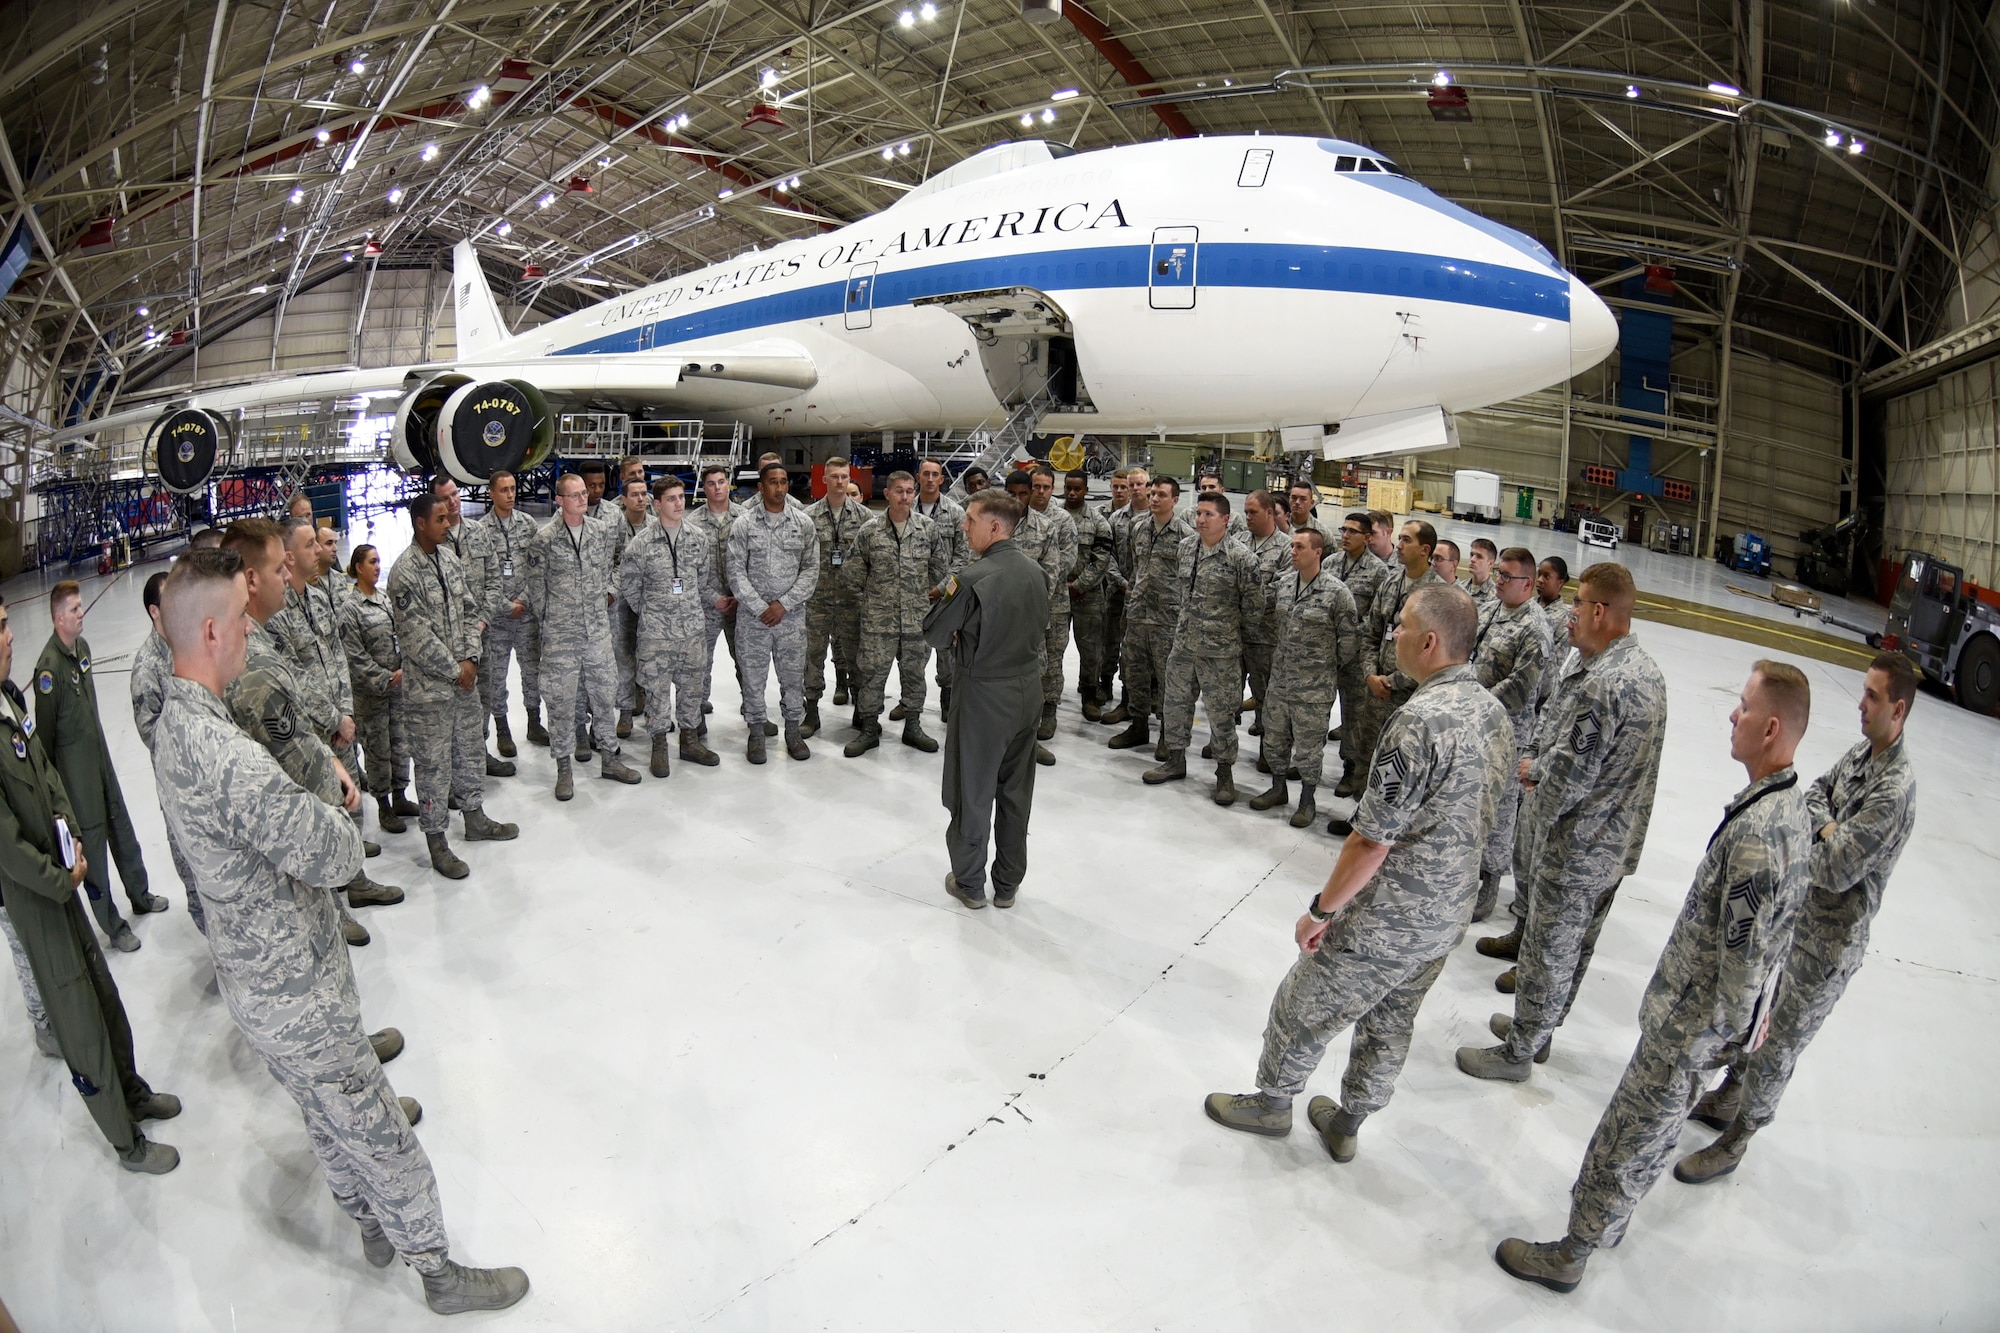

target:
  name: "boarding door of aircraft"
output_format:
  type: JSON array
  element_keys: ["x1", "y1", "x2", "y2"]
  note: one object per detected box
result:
[
  {"x1": 1149, "y1": 227, "x2": 1198, "y2": 309},
  {"x1": 845, "y1": 263, "x2": 878, "y2": 330}
]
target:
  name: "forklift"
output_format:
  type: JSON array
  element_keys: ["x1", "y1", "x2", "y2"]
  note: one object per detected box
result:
[{"x1": 1880, "y1": 551, "x2": 2000, "y2": 713}]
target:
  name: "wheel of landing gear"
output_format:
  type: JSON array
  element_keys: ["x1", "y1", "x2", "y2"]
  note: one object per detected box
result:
[{"x1": 1953, "y1": 633, "x2": 2000, "y2": 713}]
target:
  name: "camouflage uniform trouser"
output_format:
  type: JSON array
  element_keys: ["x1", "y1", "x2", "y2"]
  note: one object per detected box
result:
[
  {"x1": 856, "y1": 630, "x2": 929, "y2": 723},
  {"x1": 638, "y1": 636, "x2": 711, "y2": 738},
  {"x1": 1256, "y1": 944, "x2": 1451, "y2": 1114},
  {"x1": 164, "y1": 825, "x2": 204, "y2": 934},
  {"x1": 613, "y1": 598, "x2": 640, "y2": 711},
  {"x1": 1335, "y1": 675, "x2": 1369, "y2": 781},
  {"x1": 1243, "y1": 641, "x2": 1273, "y2": 709},
  {"x1": 1101, "y1": 587, "x2": 1126, "y2": 693},
  {"x1": 1122, "y1": 621, "x2": 1174, "y2": 718},
  {"x1": 544, "y1": 621, "x2": 621, "y2": 759},
  {"x1": 1475, "y1": 768, "x2": 1524, "y2": 920},
  {"x1": 405, "y1": 686, "x2": 486, "y2": 836},
  {"x1": 353, "y1": 688, "x2": 410, "y2": 797},
  {"x1": 1502, "y1": 877, "x2": 1621, "y2": 1063},
  {"x1": 1070, "y1": 594, "x2": 1106, "y2": 698},
  {"x1": 804, "y1": 598, "x2": 860, "y2": 701},
  {"x1": 1, "y1": 909, "x2": 50, "y2": 1041},
  {"x1": 1263, "y1": 694, "x2": 1334, "y2": 785},
  {"x1": 237, "y1": 936, "x2": 450, "y2": 1270},
  {"x1": 485, "y1": 609, "x2": 541, "y2": 720},
  {"x1": 739, "y1": 612, "x2": 807, "y2": 728},
  {"x1": 703, "y1": 611, "x2": 736, "y2": 713},
  {"x1": 1728, "y1": 940, "x2": 1863, "y2": 1133},
  {"x1": 1569, "y1": 1016, "x2": 1733, "y2": 1248},
  {"x1": 1043, "y1": 600, "x2": 1071, "y2": 706},
  {"x1": 1162, "y1": 649, "x2": 1241, "y2": 764}
]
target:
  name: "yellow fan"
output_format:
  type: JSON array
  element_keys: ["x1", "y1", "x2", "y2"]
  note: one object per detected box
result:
[{"x1": 1046, "y1": 434, "x2": 1084, "y2": 471}]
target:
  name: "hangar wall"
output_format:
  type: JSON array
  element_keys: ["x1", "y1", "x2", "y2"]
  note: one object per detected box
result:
[{"x1": 1880, "y1": 359, "x2": 2000, "y2": 588}]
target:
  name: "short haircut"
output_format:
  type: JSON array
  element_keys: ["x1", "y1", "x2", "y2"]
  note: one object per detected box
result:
[
  {"x1": 1291, "y1": 479, "x2": 1317, "y2": 495},
  {"x1": 577, "y1": 461, "x2": 608, "y2": 478},
  {"x1": 885, "y1": 469, "x2": 915, "y2": 489},
  {"x1": 407, "y1": 492, "x2": 443, "y2": 522},
  {"x1": 618, "y1": 454, "x2": 644, "y2": 474},
  {"x1": 279, "y1": 515, "x2": 315, "y2": 546},
  {"x1": 1367, "y1": 509, "x2": 1393, "y2": 532},
  {"x1": 651, "y1": 476, "x2": 685, "y2": 500},
  {"x1": 1005, "y1": 469, "x2": 1033, "y2": 490},
  {"x1": 757, "y1": 452, "x2": 781, "y2": 464},
  {"x1": 1295, "y1": 528, "x2": 1326, "y2": 553},
  {"x1": 1407, "y1": 584, "x2": 1477, "y2": 661},
  {"x1": 700, "y1": 463, "x2": 730, "y2": 483},
  {"x1": 1578, "y1": 561, "x2": 1636, "y2": 609},
  {"x1": 49, "y1": 580, "x2": 80, "y2": 613},
  {"x1": 1541, "y1": 554, "x2": 1570, "y2": 582},
  {"x1": 1406, "y1": 520, "x2": 1437, "y2": 555},
  {"x1": 1499, "y1": 545, "x2": 1535, "y2": 570},
  {"x1": 159, "y1": 547, "x2": 246, "y2": 656},
  {"x1": 143, "y1": 570, "x2": 169, "y2": 613},
  {"x1": 489, "y1": 468, "x2": 516, "y2": 487},
  {"x1": 1111, "y1": 467, "x2": 1130, "y2": 480},
  {"x1": 1751, "y1": 659, "x2": 1812, "y2": 736},
  {"x1": 1869, "y1": 651, "x2": 1920, "y2": 710},
  {"x1": 1066, "y1": 468, "x2": 1088, "y2": 483},
  {"x1": 188, "y1": 527, "x2": 222, "y2": 550},
  {"x1": 345, "y1": 543, "x2": 377, "y2": 578},
  {"x1": 1154, "y1": 475, "x2": 1181, "y2": 497},
  {"x1": 430, "y1": 474, "x2": 458, "y2": 492},
  {"x1": 1031, "y1": 463, "x2": 1056, "y2": 481},
  {"x1": 963, "y1": 466, "x2": 989, "y2": 485},
  {"x1": 1245, "y1": 488, "x2": 1274, "y2": 513},
  {"x1": 623, "y1": 475, "x2": 649, "y2": 494},
  {"x1": 1198, "y1": 492, "x2": 1232, "y2": 518},
  {"x1": 1471, "y1": 537, "x2": 1498, "y2": 558},
  {"x1": 758, "y1": 460, "x2": 788, "y2": 481},
  {"x1": 966, "y1": 490, "x2": 1023, "y2": 533},
  {"x1": 919, "y1": 458, "x2": 944, "y2": 474},
  {"x1": 221, "y1": 517, "x2": 283, "y2": 560},
  {"x1": 823, "y1": 455, "x2": 851, "y2": 471},
  {"x1": 1435, "y1": 538, "x2": 1460, "y2": 561}
]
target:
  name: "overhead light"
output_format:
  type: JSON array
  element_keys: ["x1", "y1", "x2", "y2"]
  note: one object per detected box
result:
[
  {"x1": 898, "y1": 142, "x2": 910, "y2": 156},
  {"x1": 277, "y1": 226, "x2": 288, "y2": 241},
  {"x1": 539, "y1": 192, "x2": 554, "y2": 208},
  {"x1": 761, "y1": 68, "x2": 779, "y2": 88},
  {"x1": 495, "y1": 220, "x2": 512, "y2": 236},
  {"x1": 350, "y1": 59, "x2": 366, "y2": 74},
  {"x1": 881, "y1": 146, "x2": 894, "y2": 160},
  {"x1": 921, "y1": 1, "x2": 937, "y2": 17},
  {"x1": 675, "y1": 112, "x2": 690, "y2": 130},
  {"x1": 899, "y1": 9, "x2": 915, "y2": 26},
  {"x1": 1707, "y1": 82, "x2": 1740, "y2": 97},
  {"x1": 421, "y1": 142, "x2": 439, "y2": 161},
  {"x1": 316, "y1": 128, "x2": 331, "y2": 143},
  {"x1": 1051, "y1": 88, "x2": 1079, "y2": 101},
  {"x1": 1824, "y1": 129, "x2": 1843, "y2": 147},
  {"x1": 719, "y1": 188, "x2": 733, "y2": 198},
  {"x1": 1041, "y1": 107, "x2": 1055, "y2": 124},
  {"x1": 789, "y1": 175, "x2": 801, "y2": 188},
  {"x1": 1020, "y1": 112, "x2": 1033, "y2": 127},
  {"x1": 248, "y1": 285, "x2": 268, "y2": 295},
  {"x1": 387, "y1": 186, "x2": 403, "y2": 203},
  {"x1": 598, "y1": 156, "x2": 611, "y2": 168},
  {"x1": 1432, "y1": 70, "x2": 1451, "y2": 87},
  {"x1": 289, "y1": 187, "x2": 304, "y2": 203},
  {"x1": 1848, "y1": 138, "x2": 1865, "y2": 155},
  {"x1": 468, "y1": 84, "x2": 491, "y2": 109},
  {"x1": 775, "y1": 179, "x2": 788, "y2": 193},
  {"x1": 1625, "y1": 85, "x2": 1640, "y2": 99},
  {"x1": 136, "y1": 304, "x2": 148, "y2": 317},
  {"x1": 342, "y1": 251, "x2": 354, "y2": 262}
]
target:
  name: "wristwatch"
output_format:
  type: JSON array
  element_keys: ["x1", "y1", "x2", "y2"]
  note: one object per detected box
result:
[{"x1": 1306, "y1": 895, "x2": 1333, "y2": 923}]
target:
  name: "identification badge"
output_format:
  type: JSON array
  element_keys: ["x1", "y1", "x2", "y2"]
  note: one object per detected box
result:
[
  {"x1": 670, "y1": 577, "x2": 685, "y2": 595},
  {"x1": 501, "y1": 559, "x2": 514, "y2": 578},
  {"x1": 831, "y1": 550, "x2": 844, "y2": 566}
]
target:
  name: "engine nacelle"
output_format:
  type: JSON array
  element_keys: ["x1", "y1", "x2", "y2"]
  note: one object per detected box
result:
[
  {"x1": 393, "y1": 375, "x2": 553, "y2": 483},
  {"x1": 390, "y1": 374, "x2": 470, "y2": 474},
  {"x1": 148, "y1": 407, "x2": 233, "y2": 494}
]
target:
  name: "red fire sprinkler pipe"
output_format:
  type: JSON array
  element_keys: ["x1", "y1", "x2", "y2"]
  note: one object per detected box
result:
[{"x1": 1060, "y1": 1, "x2": 1197, "y2": 139}]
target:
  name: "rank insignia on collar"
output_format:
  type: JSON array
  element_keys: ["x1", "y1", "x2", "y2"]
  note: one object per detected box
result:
[
  {"x1": 21, "y1": 715, "x2": 32, "y2": 737},
  {"x1": 35, "y1": 670, "x2": 53, "y2": 694},
  {"x1": 79, "y1": 654, "x2": 90, "y2": 673},
  {"x1": 11, "y1": 734, "x2": 24, "y2": 759}
]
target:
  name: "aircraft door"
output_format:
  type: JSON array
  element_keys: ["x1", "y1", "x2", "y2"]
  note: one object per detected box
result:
[
  {"x1": 1149, "y1": 226, "x2": 1198, "y2": 309},
  {"x1": 845, "y1": 262, "x2": 878, "y2": 330}
]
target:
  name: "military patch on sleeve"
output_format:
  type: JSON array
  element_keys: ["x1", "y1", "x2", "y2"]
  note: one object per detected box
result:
[
  {"x1": 264, "y1": 698, "x2": 297, "y2": 742},
  {"x1": 394, "y1": 587, "x2": 413, "y2": 611},
  {"x1": 35, "y1": 670, "x2": 52, "y2": 694},
  {"x1": 943, "y1": 574, "x2": 958, "y2": 598},
  {"x1": 1371, "y1": 747, "x2": 1410, "y2": 802},
  {"x1": 1569, "y1": 710, "x2": 1601, "y2": 756},
  {"x1": 1723, "y1": 878, "x2": 1764, "y2": 950}
]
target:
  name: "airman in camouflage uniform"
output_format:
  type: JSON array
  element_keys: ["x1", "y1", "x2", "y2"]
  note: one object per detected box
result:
[
  {"x1": 34, "y1": 583, "x2": 160, "y2": 951},
  {"x1": 915, "y1": 459, "x2": 969, "y2": 709},
  {"x1": 1496, "y1": 663, "x2": 1812, "y2": 1293},
  {"x1": 1462, "y1": 563, "x2": 1666, "y2": 1081},
  {"x1": 481, "y1": 470, "x2": 545, "y2": 751},
  {"x1": 527, "y1": 475, "x2": 640, "y2": 794},
  {"x1": 1096, "y1": 469, "x2": 1142, "y2": 712},
  {"x1": 802, "y1": 460, "x2": 866, "y2": 735},
  {"x1": 1205, "y1": 587, "x2": 1510, "y2": 1159},
  {"x1": 606, "y1": 477, "x2": 654, "y2": 733},
  {"x1": 1107, "y1": 477, "x2": 1192, "y2": 752},
  {"x1": 1247, "y1": 529, "x2": 1362, "y2": 828},
  {"x1": 434, "y1": 480, "x2": 506, "y2": 771},
  {"x1": 1026, "y1": 466, "x2": 1081, "y2": 739},
  {"x1": 841, "y1": 472, "x2": 947, "y2": 756},
  {"x1": 1147, "y1": 494, "x2": 1264, "y2": 803},
  {"x1": 1467, "y1": 551, "x2": 1550, "y2": 921},
  {"x1": 1347, "y1": 522, "x2": 1447, "y2": 789},
  {"x1": 1061, "y1": 472, "x2": 1114, "y2": 718},
  {"x1": 152, "y1": 554, "x2": 528, "y2": 1312},
  {"x1": 339, "y1": 557, "x2": 412, "y2": 836},
  {"x1": 1678, "y1": 653, "x2": 1919, "y2": 1184},
  {"x1": 729, "y1": 462, "x2": 820, "y2": 762},
  {"x1": 1533, "y1": 556, "x2": 1573, "y2": 712},
  {"x1": 618, "y1": 478, "x2": 723, "y2": 776},
  {"x1": 1233, "y1": 493, "x2": 1291, "y2": 734},
  {"x1": 688, "y1": 465, "x2": 743, "y2": 722},
  {"x1": 1328, "y1": 514, "x2": 1390, "y2": 795},
  {"x1": 130, "y1": 581, "x2": 206, "y2": 934}
]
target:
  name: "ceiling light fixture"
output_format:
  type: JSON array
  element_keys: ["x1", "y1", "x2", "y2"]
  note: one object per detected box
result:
[
  {"x1": 248, "y1": 285, "x2": 267, "y2": 295},
  {"x1": 1041, "y1": 107, "x2": 1055, "y2": 124},
  {"x1": 539, "y1": 192, "x2": 555, "y2": 208},
  {"x1": 468, "y1": 84, "x2": 491, "y2": 109},
  {"x1": 1050, "y1": 88, "x2": 1079, "y2": 101},
  {"x1": 1432, "y1": 70, "x2": 1451, "y2": 87},
  {"x1": 881, "y1": 146, "x2": 894, "y2": 160},
  {"x1": 136, "y1": 305, "x2": 148, "y2": 316},
  {"x1": 898, "y1": 142, "x2": 910, "y2": 156},
  {"x1": 1020, "y1": 112, "x2": 1033, "y2": 127},
  {"x1": 761, "y1": 68, "x2": 780, "y2": 88},
  {"x1": 1824, "y1": 129, "x2": 1842, "y2": 147},
  {"x1": 675, "y1": 112, "x2": 691, "y2": 130},
  {"x1": 899, "y1": 9, "x2": 915, "y2": 26},
  {"x1": 350, "y1": 59, "x2": 366, "y2": 74},
  {"x1": 1848, "y1": 138, "x2": 1865, "y2": 155},
  {"x1": 495, "y1": 220, "x2": 512, "y2": 236},
  {"x1": 920, "y1": 1, "x2": 937, "y2": 18},
  {"x1": 1707, "y1": 81, "x2": 1740, "y2": 97},
  {"x1": 289, "y1": 187, "x2": 304, "y2": 203},
  {"x1": 316, "y1": 128, "x2": 331, "y2": 143},
  {"x1": 342, "y1": 251, "x2": 354, "y2": 262},
  {"x1": 790, "y1": 175, "x2": 801, "y2": 188},
  {"x1": 719, "y1": 187, "x2": 733, "y2": 198},
  {"x1": 421, "y1": 142, "x2": 439, "y2": 162},
  {"x1": 1625, "y1": 85, "x2": 1640, "y2": 99},
  {"x1": 387, "y1": 187, "x2": 403, "y2": 203}
]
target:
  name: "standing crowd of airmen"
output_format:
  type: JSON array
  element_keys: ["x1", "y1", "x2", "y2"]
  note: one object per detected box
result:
[{"x1": 0, "y1": 451, "x2": 1924, "y2": 1309}]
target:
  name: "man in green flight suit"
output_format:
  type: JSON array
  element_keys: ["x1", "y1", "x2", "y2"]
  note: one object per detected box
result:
[
  {"x1": 34, "y1": 580, "x2": 164, "y2": 953},
  {"x1": 0, "y1": 592, "x2": 181, "y2": 1173},
  {"x1": 925, "y1": 490, "x2": 1050, "y2": 911}
]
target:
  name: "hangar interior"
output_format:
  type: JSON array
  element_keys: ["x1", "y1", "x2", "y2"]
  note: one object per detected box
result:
[{"x1": 0, "y1": 1, "x2": 1996, "y2": 1329}]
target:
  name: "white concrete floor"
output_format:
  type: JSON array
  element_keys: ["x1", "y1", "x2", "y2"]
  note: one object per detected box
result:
[{"x1": 0, "y1": 516, "x2": 1994, "y2": 1331}]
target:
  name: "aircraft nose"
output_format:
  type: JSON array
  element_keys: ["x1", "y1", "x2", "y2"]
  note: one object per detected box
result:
[{"x1": 1568, "y1": 274, "x2": 1617, "y2": 377}]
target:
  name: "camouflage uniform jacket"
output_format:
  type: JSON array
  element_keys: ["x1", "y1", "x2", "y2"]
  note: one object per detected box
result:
[
  {"x1": 129, "y1": 627, "x2": 174, "y2": 751},
  {"x1": 1536, "y1": 597, "x2": 1574, "y2": 708},
  {"x1": 1267, "y1": 569, "x2": 1362, "y2": 701},
  {"x1": 728, "y1": 502, "x2": 820, "y2": 611},
  {"x1": 805, "y1": 498, "x2": 868, "y2": 608},
  {"x1": 1794, "y1": 736, "x2": 1915, "y2": 964},
  {"x1": 1460, "y1": 573, "x2": 1498, "y2": 605},
  {"x1": 687, "y1": 501, "x2": 741, "y2": 604},
  {"x1": 1332, "y1": 548, "x2": 1390, "y2": 630},
  {"x1": 387, "y1": 544, "x2": 481, "y2": 707},
  {"x1": 1333, "y1": 664, "x2": 1512, "y2": 960},
  {"x1": 1064, "y1": 503, "x2": 1113, "y2": 601},
  {"x1": 1170, "y1": 535, "x2": 1264, "y2": 657},
  {"x1": 1107, "y1": 505, "x2": 1140, "y2": 593},
  {"x1": 610, "y1": 510, "x2": 654, "y2": 568},
  {"x1": 270, "y1": 583, "x2": 353, "y2": 723},
  {"x1": 1369, "y1": 566, "x2": 1448, "y2": 689},
  {"x1": 1643, "y1": 766, "x2": 1811, "y2": 1044},
  {"x1": 483, "y1": 508, "x2": 541, "y2": 620},
  {"x1": 915, "y1": 494, "x2": 969, "y2": 580},
  {"x1": 1519, "y1": 631, "x2": 1667, "y2": 895},
  {"x1": 844, "y1": 512, "x2": 948, "y2": 637},
  {"x1": 1235, "y1": 527, "x2": 1292, "y2": 645},
  {"x1": 442, "y1": 520, "x2": 492, "y2": 628},
  {"x1": 226, "y1": 623, "x2": 342, "y2": 805},
  {"x1": 618, "y1": 521, "x2": 718, "y2": 652},
  {"x1": 153, "y1": 678, "x2": 364, "y2": 1023},
  {"x1": 1126, "y1": 512, "x2": 1196, "y2": 625},
  {"x1": 340, "y1": 586, "x2": 401, "y2": 700},
  {"x1": 526, "y1": 516, "x2": 620, "y2": 635},
  {"x1": 1469, "y1": 596, "x2": 1550, "y2": 744},
  {"x1": 1035, "y1": 504, "x2": 1080, "y2": 609},
  {"x1": 987, "y1": 505, "x2": 1066, "y2": 601}
]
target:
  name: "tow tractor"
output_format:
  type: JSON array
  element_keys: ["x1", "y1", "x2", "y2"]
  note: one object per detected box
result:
[{"x1": 1882, "y1": 551, "x2": 2000, "y2": 713}]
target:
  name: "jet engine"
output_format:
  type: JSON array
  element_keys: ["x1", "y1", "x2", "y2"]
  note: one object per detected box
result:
[
  {"x1": 148, "y1": 407, "x2": 233, "y2": 494},
  {"x1": 392, "y1": 375, "x2": 553, "y2": 484}
]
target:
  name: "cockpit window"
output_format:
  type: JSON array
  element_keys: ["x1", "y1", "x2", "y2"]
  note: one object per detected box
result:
[
  {"x1": 1335, "y1": 155, "x2": 1358, "y2": 172},
  {"x1": 1334, "y1": 154, "x2": 1402, "y2": 176}
]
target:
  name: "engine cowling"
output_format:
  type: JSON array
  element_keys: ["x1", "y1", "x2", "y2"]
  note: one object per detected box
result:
[
  {"x1": 390, "y1": 374, "x2": 469, "y2": 474},
  {"x1": 149, "y1": 408, "x2": 232, "y2": 494},
  {"x1": 435, "y1": 379, "x2": 552, "y2": 485}
]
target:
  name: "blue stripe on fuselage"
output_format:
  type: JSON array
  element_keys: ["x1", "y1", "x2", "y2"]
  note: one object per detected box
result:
[{"x1": 550, "y1": 242, "x2": 1570, "y2": 357}]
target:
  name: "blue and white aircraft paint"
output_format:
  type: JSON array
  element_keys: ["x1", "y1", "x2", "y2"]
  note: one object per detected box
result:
[{"x1": 67, "y1": 135, "x2": 1618, "y2": 485}]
